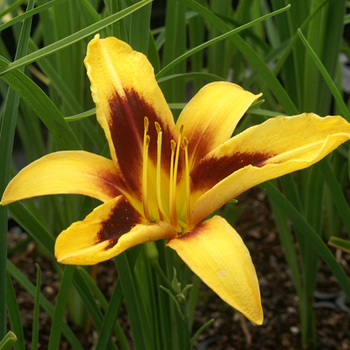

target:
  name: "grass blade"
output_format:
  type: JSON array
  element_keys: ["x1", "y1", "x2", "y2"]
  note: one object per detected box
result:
[
  {"x1": 0, "y1": 0, "x2": 68, "y2": 33},
  {"x1": 0, "y1": 0, "x2": 153, "y2": 76},
  {"x1": 31, "y1": 264, "x2": 41, "y2": 350},
  {"x1": 48, "y1": 266, "x2": 75, "y2": 350},
  {"x1": 0, "y1": 331, "x2": 18, "y2": 350},
  {"x1": 157, "y1": 4, "x2": 291, "y2": 79},
  {"x1": 0, "y1": 0, "x2": 35, "y2": 337},
  {"x1": 6, "y1": 275, "x2": 24, "y2": 350},
  {"x1": 180, "y1": 0, "x2": 298, "y2": 114},
  {"x1": 298, "y1": 29, "x2": 350, "y2": 121},
  {"x1": 7, "y1": 261, "x2": 84, "y2": 350},
  {"x1": 262, "y1": 181, "x2": 350, "y2": 298}
]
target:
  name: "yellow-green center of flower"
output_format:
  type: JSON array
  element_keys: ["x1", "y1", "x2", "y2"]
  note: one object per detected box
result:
[{"x1": 142, "y1": 117, "x2": 190, "y2": 232}]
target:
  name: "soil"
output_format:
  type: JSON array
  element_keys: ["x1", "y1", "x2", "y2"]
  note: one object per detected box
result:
[{"x1": 7, "y1": 188, "x2": 350, "y2": 349}]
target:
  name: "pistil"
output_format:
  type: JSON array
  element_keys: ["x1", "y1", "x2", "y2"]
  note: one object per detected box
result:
[{"x1": 142, "y1": 117, "x2": 150, "y2": 221}]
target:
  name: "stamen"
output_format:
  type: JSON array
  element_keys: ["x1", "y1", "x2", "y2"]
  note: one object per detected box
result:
[
  {"x1": 144, "y1": 116, "x2": 149, "y2": 134},
  {"x1": 169, "y1": 140, "x2": 176, "y2": 226},
  {"x1": 182, "y1": 137, "x2": 191, "y2": 225},
  {"x1": 169, "y1": 125, "x2": 184, "y2": 229},
  {"x1": 155, "y1": 122, "x2": 167, "y2": 220},
  {"x1": 142, "y1": 117, "x2": 150, "y2": 221},
  {"x1": 173, "y1": 125, "x2": 183, "y2": 197}
]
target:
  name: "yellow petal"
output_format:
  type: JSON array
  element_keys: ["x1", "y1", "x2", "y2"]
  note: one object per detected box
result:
[
  {"x1": 0, "y1": 151, "x2": 121, "y2": 205},
  {"x1": 84, "y1": 35, "x2": 178, "y2": 200},
  {"x1": 190, "y1": 113, "x2": 350, "y2": 224},
  {"x1": 56, "y1": 196, "x2": 177, "y2": 265},
  {"x1": 177, "y1": 82, "x2": 261, "y2": 168},
  {"x1": 167, "y1": 215, "x2": 263, "y2": 324}
]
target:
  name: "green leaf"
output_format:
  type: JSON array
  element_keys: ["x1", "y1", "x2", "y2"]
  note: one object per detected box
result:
[
  {"x1": 6, "y1": 275, "x2": 24, "y2": 350},
  {"x1": 0, "y1": 56, "x2": 81, "y2": 150},
  {"x1": 0, "y1": 0, "x2": 68, "y2": 33},
  {"x1": 0, "y1": 0, "x2": 153, "y2": 76},
  {"x1": 329, "y1": 237, "x2": 350, "y2": 253},
  {"x1": 298, "y1": 29, "x2": 350, "y2": 121},
  {"x1": 0, "y1": 331, "x2": 18, "y2": 350},
  {"x1": 48, "y1": 266, "x2": 75, "y2": 350},
  {"x1": 7, "y1": 261, "x2": 84, "y2": 350},
  {"x1": 0, "y1": 0, "x2": 35, "y2": 338},
  {"x1": 31, "y1": 264, "x2": 41, "y2": 350},
  {"x1": 179, "y1": 0, "x2": 298, "y2": 114},
  {"x1": 262, "y1": 181, "x2": 350, "y2": 299}
]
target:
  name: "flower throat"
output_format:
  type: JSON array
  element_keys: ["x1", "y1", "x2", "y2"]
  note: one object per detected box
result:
[{"x1": 142, "y1": 117, "x2": 191, "y2": 232}]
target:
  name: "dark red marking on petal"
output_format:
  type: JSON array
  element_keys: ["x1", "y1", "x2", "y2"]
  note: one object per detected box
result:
[
  {"x1": 107, "y1": 89, "x2": 179, "y2": 198},
  {"x1": 96, "y1": 197, "x2": 144, "y2": 250},
  {"x1": 177, "y1": 220, "x2": 209, "y2": 241},
  {"x1": 190, "y1": 151, "x2": 274, "y2": 192},
  {"x1": 187, "y1": 128, "x2": 218, "y2": 169},
  {"x1": 96, "y1": 169, "x2": 123, "y2": 199}
]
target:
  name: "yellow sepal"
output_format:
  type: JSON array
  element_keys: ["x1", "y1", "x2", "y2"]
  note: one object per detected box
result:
[
  {"x1": 55, "y1": 196, "x2": 177, "y2": 265},
  {"x1": 1, "y1": 151, "x2": 120, "y2": 205},
  {"x1": 191, "y1": 114, "x2": 350, "y2": 224},
  {"x1": 167, "y1": 215, "x2": 263, "y2": 325}
]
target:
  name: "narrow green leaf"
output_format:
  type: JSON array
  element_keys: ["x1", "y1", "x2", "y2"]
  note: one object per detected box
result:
[
  {"x1": 0, "y1": 331, "x2": 17, "y2": 350},
  {"x1": 0, "y1": 0, "x2": 24, "y2": 20},
  {"x1": 31, "y1": 264, "x2": 41, "y2": 350},
  {"x1": 179, "y1": 0, "x2": 298, "y2": 114},
  {"x1": 316, "y1": 159, "x2": 350, "y2": 235},
  {"x1": 0, "y1": 56, "x2": 81, "y2": 150},
  {"x1": 115, "y1": 253, "x2": 151, "y2": 349},
  {"x1": 0, "y1": 0, "x2": 153, "y2": 76},
  {"x1": 329, "y1": 237, "x2": 350, "y2": 253},
  {"x1": 0, "y1": 0, "x2": 35, "y2": 337},
  {"x1": 94, "y1": 278, "x2": 125, "y2": 350},
  {"x1": 157, "y1": 72, "x2": 225, "y2": 84},
  {"x1": 7, "y1": 261, "x2": 84, "y2": 350},
  {"x1": 6, "y1": 275, "x2": 24, "y2": 350},
  {"x1": 157, "y1": 4, "x2": 291, "y2": 79},
  {"x1": 0, "y1": 0, "x2": 68, "y2": 33},
  {"x1": 48, "y1": 266, "x2": 75, "y2": 350},
  {"x1": 8, "y1": 202, "x2": 55, "y2": 258},
  {"x1": 262, "y1": 181, "x2": 350, "y2": 298},
  {"x1": 65, "y1": 108, "x2": 96, "y2": 122},
  {"x1": 298, "y1": 29, "x2": 350, "y2": 121},
  {"x1": 189, "y1": 318, "x2": 214, "y2": 350},
  {"x1": 268, "y1": 191, "x2": 301, "y2": 297}
]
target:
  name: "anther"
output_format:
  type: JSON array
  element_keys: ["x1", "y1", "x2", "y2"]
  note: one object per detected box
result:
[
  {"x1": 144, "y1": 116, "x2": 149, "y2": 132},
  {"x1": 155, "y1": 121, "x2": 161, "y2": 134}
]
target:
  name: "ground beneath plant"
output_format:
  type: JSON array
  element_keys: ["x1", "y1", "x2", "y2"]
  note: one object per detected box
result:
[{"x1": 7, "y1": 188, "x2": 350, "y2": 349}]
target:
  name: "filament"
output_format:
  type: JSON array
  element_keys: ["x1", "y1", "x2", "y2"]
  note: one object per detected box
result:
[
  {"x1": 142, "y1": 117, "x2": 150, "y2": 221},
  {"x1": 182, "y1": 137, "x2": 191, "y2": 225},
  {"x1": 155, "y1": 122, "x2": 167, "y2": 220},
  {"x1": 169, "y1": 125, "x2": 184, "y2": 229},
  {"x1": 169, "y1": 140, "x2": 177, "y2": 226}
]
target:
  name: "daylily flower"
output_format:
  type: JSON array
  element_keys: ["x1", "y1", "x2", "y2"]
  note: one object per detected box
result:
[{"x1": 2, "y1": 35, "x2": 350, "y2": 325}]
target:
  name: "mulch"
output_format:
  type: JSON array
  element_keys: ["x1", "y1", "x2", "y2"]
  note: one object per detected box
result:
[{"x1": 7, "y1": 188, "x2": 350, "y2": 349}]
